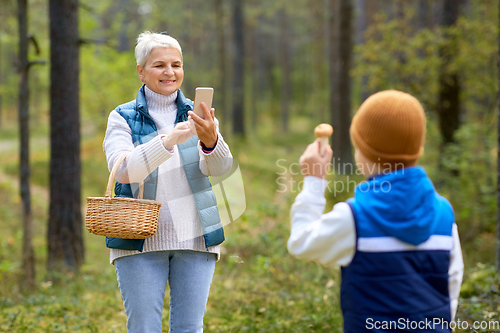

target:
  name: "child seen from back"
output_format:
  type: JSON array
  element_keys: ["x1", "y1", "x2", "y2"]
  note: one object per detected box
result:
[{"x1": 288, "y1": 90, "x2": 464, "y2": 333}]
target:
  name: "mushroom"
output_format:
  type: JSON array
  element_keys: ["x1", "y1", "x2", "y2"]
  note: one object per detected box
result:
[{"x1": 314, "y1": 123, "x2": 334, "y2": 156}]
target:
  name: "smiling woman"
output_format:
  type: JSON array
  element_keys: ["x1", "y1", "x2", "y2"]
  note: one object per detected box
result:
[
  {"x1": 136, "y1": 46, "x2": 184, "y2": 96},
  {"x1": 101, "y1": 31, "x2": 233, "y2": 333}
]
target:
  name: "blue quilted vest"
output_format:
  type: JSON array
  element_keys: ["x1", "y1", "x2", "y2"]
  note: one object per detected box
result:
[
  {"x1": 342, "y1": 167, "x2": 454, "y2": 333},
  {"x1": 105, "y1": 86, "x2": 225, "y2": 252}
]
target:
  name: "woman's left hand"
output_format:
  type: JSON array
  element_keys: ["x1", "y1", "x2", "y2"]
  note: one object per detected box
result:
[
  {"x1": 188, "y1": 102, "x2": 218, "y2": 149},
  {"x1": 162, "y1": 120, "x2": 197, "y2": 150}
]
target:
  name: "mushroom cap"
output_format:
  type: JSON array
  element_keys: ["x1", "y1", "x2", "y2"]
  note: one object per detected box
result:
[{"x1": 314, "y1": 123, "x2": 334, "y2": 137}]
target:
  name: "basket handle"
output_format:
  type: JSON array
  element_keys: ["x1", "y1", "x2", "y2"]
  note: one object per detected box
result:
[{"x1": 105, "y1": 153, "x2": 145, "y2": 199}]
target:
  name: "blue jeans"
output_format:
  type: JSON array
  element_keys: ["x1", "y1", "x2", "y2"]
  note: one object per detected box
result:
[{"x1": 114, "y1": 250, "x2": 217, "y2": 333}]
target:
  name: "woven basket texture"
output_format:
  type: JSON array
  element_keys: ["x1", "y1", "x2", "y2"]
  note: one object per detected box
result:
[{"x1": 85, "y1": 153, "x2": 161, "y2": 239}]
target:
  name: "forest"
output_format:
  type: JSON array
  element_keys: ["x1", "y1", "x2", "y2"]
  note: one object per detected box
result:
[{"x1": 0, "y1": 0, "x2": 499, "y2": 332}]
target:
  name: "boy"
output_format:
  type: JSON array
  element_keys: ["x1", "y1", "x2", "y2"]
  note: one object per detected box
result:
[{"x1": 288, "y1": 90, "x2": 464, "y2": 332}]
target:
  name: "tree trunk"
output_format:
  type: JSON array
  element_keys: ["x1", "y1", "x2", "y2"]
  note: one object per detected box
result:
[
  {"x1": 328, "y1": 0, "x2": 340, "y2": 163},
  {"x1": 0, "y1": 33, "x2": 2, "y2": 128},
  {"x1": 432, "y1": 0, "x2": 445, "y2": 30},
  {"x1": 254, "y1": 14, "x2": 268, "y2": 105},
  {"x1": 279, "y1": 8, "x2": 290, "y2": 133},
  {"x1": 232, "y1": 0, "x2": 245, "y2": 135},
  {"x1": 331, "y1": 0, "x2": 354, "y2": 174},
  {"x1": 395, "y1": 0, "x2": 409, "y2": 90},
  {"x1": 355, "y1": 0, "x2": 366, "y2": 45},
  {"x1": 417, "y1": 1, "x2": 431, "y2": 60},
  {"x1": 215, "y1": 0, "x2": 228, "y2": 133},
  {"x1": 395, "y1": 0, "x2": 404, "y2": 22},
  {"x1": 118, "y1": 0, "x2": 130, "y2": 52},
  {"x1": 356, "y1": 0, "x2": 374, "y2": 102},
  {"x1": 438, "y1": 75, "x2": 460, "y2": 145},
  {"x1": 496, "y1": 0, "x2": 500, "y2": 272},
  {"x1": 362, "y1": 0, "x2": 377, "y2": 100},
  {"x1": 17, "y1": 0, "x2": 35, "y2": 291},
  {"x1": 365, "y1": 0, "x2": 378, "y2": 26},
  {"x1": 48, "y1": 0, "x2": 84, "y2": 273},
  {"x1": 249, "y1": 21, "x2": 258, "y2": 130},
  {"x1": 418, "y1": 0, "x2": 432, "y2": 31},
  {"x1": 438, "y1": 0, "x2": 461, "y2": 176}
]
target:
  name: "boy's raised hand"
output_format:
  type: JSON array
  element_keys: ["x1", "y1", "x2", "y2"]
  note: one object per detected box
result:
[{"x1": 299, "y1": 139, "x2": 333, "y2": 179}]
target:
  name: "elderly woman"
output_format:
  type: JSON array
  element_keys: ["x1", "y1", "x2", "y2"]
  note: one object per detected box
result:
[{"x1": 103, "y1": 31, "x2": 232, "y2": 333}]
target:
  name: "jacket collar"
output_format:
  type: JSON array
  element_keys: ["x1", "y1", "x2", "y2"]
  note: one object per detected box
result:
[
  {"x1": 136, "y1": 85, "x2": 149, "y2": 117},
  {"x1": 175, "y1": 89, "x2": 193, "y2": 124}
]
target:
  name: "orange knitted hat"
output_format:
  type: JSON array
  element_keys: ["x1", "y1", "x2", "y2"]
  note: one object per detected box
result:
[{"x1": 350, "y1": 90, "x2": 426, "y2": 168}]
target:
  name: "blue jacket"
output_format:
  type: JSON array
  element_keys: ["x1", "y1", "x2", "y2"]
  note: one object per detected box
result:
[
  {"x1": 343, "y1": 167, "x2": 454, "y2": 333},
  {"x1": 105, "y1": 86, "x2": 225, "y2": 252}
]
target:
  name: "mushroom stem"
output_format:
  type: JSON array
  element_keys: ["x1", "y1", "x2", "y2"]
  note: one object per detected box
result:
[{"x1": 319, "y1": 137, "x2": 328, "y2": 156}]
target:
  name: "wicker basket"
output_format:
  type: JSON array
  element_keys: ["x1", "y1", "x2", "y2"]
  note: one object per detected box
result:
[{"x1": 85, "y1": 153, "x2": 161, "y2": 239}]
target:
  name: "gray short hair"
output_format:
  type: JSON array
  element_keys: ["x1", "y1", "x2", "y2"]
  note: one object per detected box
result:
[{"x1": 135, "y1": 31, "x2": 183, "y2": 67}]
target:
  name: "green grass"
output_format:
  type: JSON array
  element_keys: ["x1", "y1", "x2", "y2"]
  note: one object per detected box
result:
[{"x1": 0, "y1": 117, "x2": 498, "y2": 332}]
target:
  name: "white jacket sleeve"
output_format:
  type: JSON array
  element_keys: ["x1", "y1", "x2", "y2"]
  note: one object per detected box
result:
[
  {"x1": 288, "y1": 176, "x2": 356, "y2": 267},
  {"x1": 103, "y1": 110, "x2": 174, "y2": 184},
  {"x1": 198, "y1": 117, "x2": 233, "y2": 177},
  {"x1": 448, "y1": 223, "x2": 464, "y2": 320}
]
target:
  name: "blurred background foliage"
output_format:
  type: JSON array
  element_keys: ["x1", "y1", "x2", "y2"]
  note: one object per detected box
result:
[{"x1": 0, "y1": 0, "x2": 499, "y2": 331}]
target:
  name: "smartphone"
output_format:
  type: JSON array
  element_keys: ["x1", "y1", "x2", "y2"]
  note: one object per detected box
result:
[{"x1": 192, "y1": 87, "x2": 214, "y2": 119}]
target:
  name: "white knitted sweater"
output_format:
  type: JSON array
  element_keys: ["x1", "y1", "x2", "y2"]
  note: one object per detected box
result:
[{"x1": 103, "y1": 86, "x2": 233, "y2": 264}]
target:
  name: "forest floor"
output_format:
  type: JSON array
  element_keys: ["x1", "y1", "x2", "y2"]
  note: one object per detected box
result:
[{"x1": 0, "y1": 117, "x2": 499, "y2": 332}]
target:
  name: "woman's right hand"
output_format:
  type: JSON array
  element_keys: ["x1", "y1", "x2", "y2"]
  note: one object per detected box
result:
[{"x1": 162, "y1": 120, "x2": 196, "y2": 150}]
